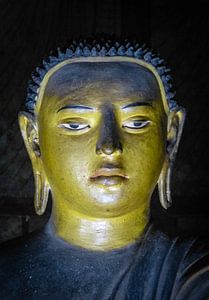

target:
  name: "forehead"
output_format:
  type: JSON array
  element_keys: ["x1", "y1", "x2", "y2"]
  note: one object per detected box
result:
[{"x1": 43, "y1": 61, "x2": 161, "y2": 106}]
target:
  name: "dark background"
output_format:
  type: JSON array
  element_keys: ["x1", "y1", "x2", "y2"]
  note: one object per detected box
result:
[{"x1": 0, "y1": 0, "x2": 209, "y2": 241}]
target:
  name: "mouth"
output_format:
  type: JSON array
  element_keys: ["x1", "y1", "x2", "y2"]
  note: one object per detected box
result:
[{"x1": 90, "y1": 168, "x2": 129, "y2": 186}]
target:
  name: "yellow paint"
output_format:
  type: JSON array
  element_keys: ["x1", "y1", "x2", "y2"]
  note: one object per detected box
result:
[
  {"x1": 19, "y1": 57, "x2": 185, "y2": 251},
  {"x1": 53, "y1": 201, "x2": 148, "y2": 250}
]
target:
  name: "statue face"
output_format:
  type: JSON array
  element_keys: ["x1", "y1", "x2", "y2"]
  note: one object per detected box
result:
[{"x1": 37, "y1": 61, "x2": 167, "y2": 218}]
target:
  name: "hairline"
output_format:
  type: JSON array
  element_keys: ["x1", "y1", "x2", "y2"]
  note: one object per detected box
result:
[{"x1": 35, "y1": 56, "x2": 170, "y2": 116}]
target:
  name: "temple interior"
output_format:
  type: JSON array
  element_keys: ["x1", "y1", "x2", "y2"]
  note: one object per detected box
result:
[{"x1": 0, "y1": 0, "x2": 209, "y2": 243}]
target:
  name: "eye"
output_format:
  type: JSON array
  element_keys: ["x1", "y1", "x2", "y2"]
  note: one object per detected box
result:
[
  {"x1": 122, "y1": 120, "x2": 150, "y2": 130},
  {"x1": 59, "y1": 123, "x2": 90, "y2": 131}
]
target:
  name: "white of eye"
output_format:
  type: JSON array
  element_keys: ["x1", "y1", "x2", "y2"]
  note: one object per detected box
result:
[
  {"x1": 60, "y1": 123, "x2": 90, "y2": 131},
  {"x1": 122, "y1": 120, "x2": 150, "y2": 129}
]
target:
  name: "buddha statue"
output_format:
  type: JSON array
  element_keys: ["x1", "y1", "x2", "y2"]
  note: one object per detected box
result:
[{"x1": 1, "y1": 38, "x2": 209, "y2": 299}]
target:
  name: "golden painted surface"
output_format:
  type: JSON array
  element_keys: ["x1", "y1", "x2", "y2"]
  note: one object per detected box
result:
[{"x1": 19, "y1": 58, "x2": 185, "y2": 250}]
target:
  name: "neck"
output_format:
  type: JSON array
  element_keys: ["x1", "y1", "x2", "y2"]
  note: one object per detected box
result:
[{"x1": 51, "y1": 200, "x2": 149, "y2": 251}]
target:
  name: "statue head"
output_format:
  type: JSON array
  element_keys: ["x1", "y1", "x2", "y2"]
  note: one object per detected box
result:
[{"x1": 18, "y1": 38, "x2": 186, "y2": 249}]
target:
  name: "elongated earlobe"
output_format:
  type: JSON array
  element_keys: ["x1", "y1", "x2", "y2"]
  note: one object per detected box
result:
[
  {"x1": 158, "y1": 107, "x2": 186, "y2": 209},
  {"x1": 18, "y1": 111, "x2": 50, "y2": 215},
  {"x1": 34, "y1": 172, "x2": 50, "y2": 215}
]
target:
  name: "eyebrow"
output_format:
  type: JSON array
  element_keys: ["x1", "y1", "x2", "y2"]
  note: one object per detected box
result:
[
  {"x1": 57, "y1": 105, "x2": 93, "y2": 112},
  {"x1": 122, "y1": 101, "x2": 153, "y2": 109}
]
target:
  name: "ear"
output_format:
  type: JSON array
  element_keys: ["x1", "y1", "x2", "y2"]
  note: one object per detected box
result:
[
  {"x1": 18, "y1": 111, "x2": 41, "y2": 162},
  {"x1": 18, "y1": 111, "x2": 49, "y2": 215},
  {"x1": 158, "y1": 107, "x2": 186, "y2": 209},
  {"x1": 166, "y1": 107, "x2": 186, "y2": 160}
]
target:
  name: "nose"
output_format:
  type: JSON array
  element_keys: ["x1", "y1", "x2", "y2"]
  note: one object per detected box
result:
[{"x1": 96, "y1": 106, "x2": 123, "y2": 155}]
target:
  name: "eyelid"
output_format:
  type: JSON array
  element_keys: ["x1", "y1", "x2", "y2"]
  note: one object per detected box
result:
[
  {"x1": 122, "y1": 119, "x2": 151, "y2": 131},
  {"x1": 121, "y1": 115, "x2": 151, "y2": 122},
  {"x1": 57, "y1": 120, "x2": 91, "y2": 134},
  {"x1": 58, "y1": 123, "x2": 90, "y2": 131},
  {"x1": 57, "y1": 117, "x2": 90, "y2": 123},
  {"x1": 119, "y1": 108, "x2": 155, "y2": 120}
]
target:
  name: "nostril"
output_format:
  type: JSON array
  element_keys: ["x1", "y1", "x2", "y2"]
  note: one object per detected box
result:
[
  {"x1": 96, "y1": 141, "x2": 123, "y2": 155},
  {"x1": 117, "y1": 141, "x2": 123, "y2": 153},
  {"x1": 101, "y1": 144, "x2": 114, "y2": 155}
]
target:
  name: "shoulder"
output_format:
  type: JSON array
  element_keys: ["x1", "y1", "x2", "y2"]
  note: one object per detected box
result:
[
  {"x1": 126, "y1": 225, "x2": 209, "y2": 300},
  {"x1": 174, "y1": 236, "x2": 209, "y2": 299}
]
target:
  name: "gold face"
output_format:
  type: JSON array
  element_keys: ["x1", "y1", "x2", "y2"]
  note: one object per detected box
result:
[
  {"x1": 37, "y1": 61, "x2": 167, "y2": 218},
  {"x1": 19, "y1": 57, "x2": 185, "y2": 249}
]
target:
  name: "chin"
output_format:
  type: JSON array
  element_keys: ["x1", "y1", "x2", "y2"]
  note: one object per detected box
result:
[{"x1": 79, "y1": 192, "x2": 138, "y2": 218}]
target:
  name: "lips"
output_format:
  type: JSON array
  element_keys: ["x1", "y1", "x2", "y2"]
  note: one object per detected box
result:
[
  {"x1": 90, "y1": 168, "x2": 129, "y2": 186},
  {"x1": 90, "y1": 168, "x2": 128, "y2": 179}
]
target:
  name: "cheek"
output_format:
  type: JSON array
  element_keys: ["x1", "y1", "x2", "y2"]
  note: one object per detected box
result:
[
  {"x1": 39, "y1": 126, "x2": 97, "y2": 187},
  {"x1": 124, "y1": 127, "x2": 166, "y2": 183}
]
